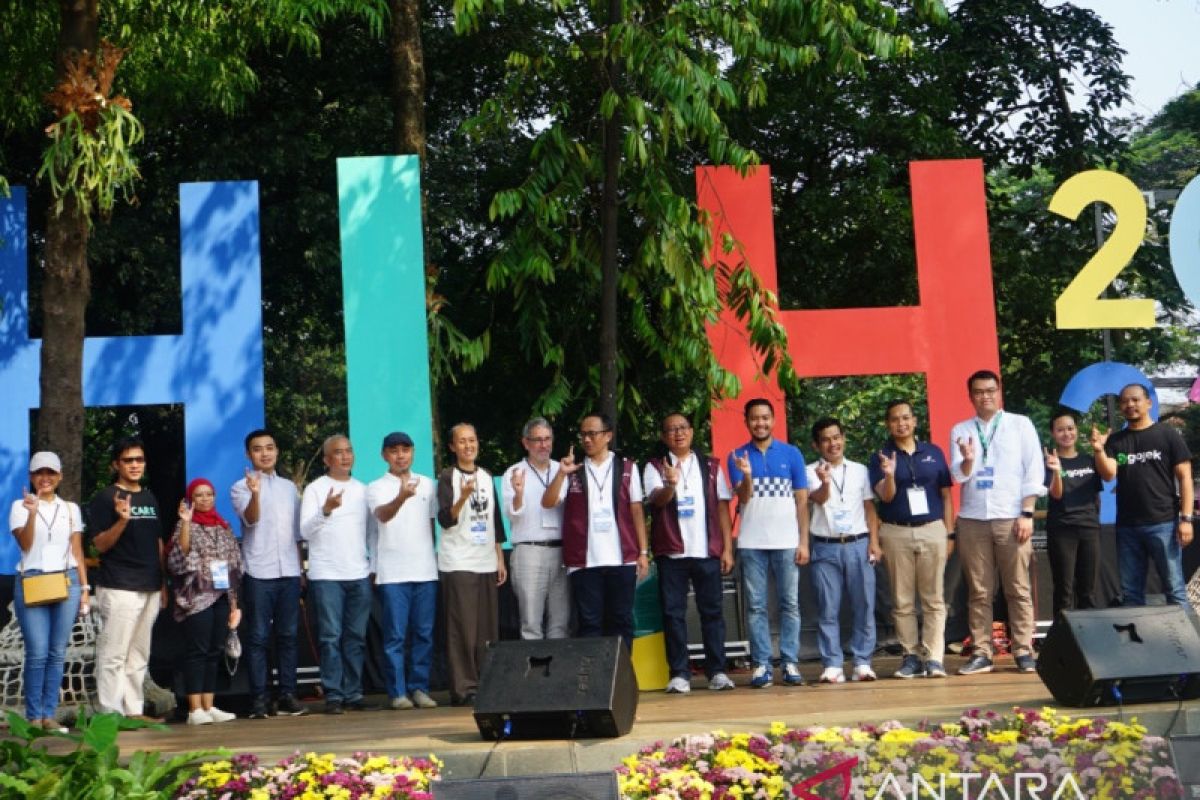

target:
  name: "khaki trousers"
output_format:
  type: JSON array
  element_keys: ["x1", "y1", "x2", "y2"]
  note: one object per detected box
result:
[
  {"x1": 957, "y1": 517, "x2": 1034, "y2": 658},
  {"x1": 95, "y1": 588, "x2": 160, "y2": 716},
  {"x1": 879, "y1": 520, "x2": 948, "y2": 661}
]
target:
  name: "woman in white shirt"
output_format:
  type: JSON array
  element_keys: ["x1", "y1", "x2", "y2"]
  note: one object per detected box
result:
[{"x1": 9, "y1": 452, "x2": 88, "y2": 732}]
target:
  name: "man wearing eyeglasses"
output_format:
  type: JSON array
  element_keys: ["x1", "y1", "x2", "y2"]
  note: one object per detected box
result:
[
  {"x1": 645, "y1": 412, "x2": 735, "y2": 693},
  {"x1": 950, "y1": 369, "x2": 1045, "y2": 676},
  {"x1": 87, "y1": 436, "x2": 166, "y2": 721},
  {"x1": 501, "y1": 418, "x2": 570, "y2": 640},
  {"x1": 544, "y1": 412, "x2": 649, "y2": 649}
]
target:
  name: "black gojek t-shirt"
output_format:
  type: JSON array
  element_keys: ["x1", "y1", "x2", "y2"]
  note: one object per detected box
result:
[
  {"x1": 1104, "y1": 422, "x2": 1192, "y2": 526},
  {"x1": 1044, "y1": 453, "x2": 1102, "y2": 531},
  {"x1": 86, "y1": 485, "x2": 165, "y2": 591}
]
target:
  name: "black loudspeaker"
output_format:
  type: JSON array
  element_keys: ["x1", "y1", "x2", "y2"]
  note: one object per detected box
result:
[
  {"x1": 1037, "y1": 606, "x2": 1200, "y2": 706},
  {"x1": 433, "y1": 772, "x2": 618, "y2": 799},
  {"x1": 473, "y1": 637, "x2": 638, "y2": 740},
  {"x1": 1170, "y1": 735, "x2": 1200, "y2": 800}
]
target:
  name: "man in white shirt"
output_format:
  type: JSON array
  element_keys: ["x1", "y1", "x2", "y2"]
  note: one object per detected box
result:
[
  {"x1": 231, "y1": 429, "x2": 307, "y2": 719},
  {"x1": 502, "y1": 418, "x2": 570, "y2": 640},
  {"x1": 367, "y1": 431, "x2": 439, "y2": 710},
  {"x1": 950, "y1": 369, "x2": 1045, "y2": 676},
  {"x1": 645, "y1": 413, "x2": 735, "y2": 694},
  {"x1": 807, "y1": 418, "x2": 881, "y2": 684},
  {"x1": 299, "y1": 434, "x2": 373, "y2": 713}
]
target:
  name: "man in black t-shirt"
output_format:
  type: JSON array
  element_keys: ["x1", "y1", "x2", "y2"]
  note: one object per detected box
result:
[
  {"x1": 1092, "y1": 384, "x2": 1194, "y2": 607},
  {"x1": 87, "y1": 437, "x2": 166, "y2": 720}
]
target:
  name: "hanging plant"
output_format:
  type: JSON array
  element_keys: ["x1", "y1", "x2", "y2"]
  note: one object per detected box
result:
[{"x1": 37, "y1": 40, "x2": 142, "y2": 221}]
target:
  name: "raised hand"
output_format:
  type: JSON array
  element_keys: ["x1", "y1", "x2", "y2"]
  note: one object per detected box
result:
[
  {"x1": 114, "y1": 491, "x2": 132, "y2": 521},
  {"x1": 399, "y1": 476, "x2": 419, "y2": 501},
  {"x1": 1089, "y1": 425, "x2": 1109, "y2": 451},
  {"x1": 21, "y1": 488, "x2": 37, "y2": 513},
  {"x1": 1044, "y1": 447, "x2": 1061, "y2": 472},
  {"x1": 733, "y1": 450, "x2": 752, "y2": 478},
  {"x1": 560, "y1": 445, "x2": 581, "y2": 474},
  {"x1": 322, "y1": 487, "x2": 344, "y2": 515},
  {"x1": 511, "y1": 467, "x2": 526, "y2": 494},
  {"x1": 663, "y1": 461, "x2": 680, "y2": 487},
  {"x1": 244, "y1": 468, "x2": 261, "y2": 494},
  {"x1": 460, "y1": 474, "x2": 477, "y2": 496},
  {"x1": 879, "y1": 451, "x2": 897, "y2": 478},
  {"x1": 814, "y1": 461, "x2": 832, "y2": 484},
  {"x1": 177, "y1": 498, "x2": 192, "y2": 523},
  {"x1": 956, "y1": 436, "x2": 975, "y2": 461}
]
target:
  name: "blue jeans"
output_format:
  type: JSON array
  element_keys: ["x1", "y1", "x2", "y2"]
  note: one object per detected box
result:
[
  {"x1": 1117, "y1": 521, "x2": 1188, "y2": 607},
  {"x1": 375, "y1": 581, "x2": 437, "y2": 698},
  {"x1": 657, "y1": 557, "x2": 726, "y2": 679},
  {"x1": 242, "y1": 574, "x2": 301, "y2": 699},
  {"x1": 739, "y1": 548, "x2": 799, "y2": 667},
  {"x1": 810, "y1": 537, "x2": 876, "y2": 666},
  {"x1": 14, "y1": 568, "x2": 81, "y2": 720},
  {"x1": 309, "y1": 578, "x2": 371, "y2": 704}
]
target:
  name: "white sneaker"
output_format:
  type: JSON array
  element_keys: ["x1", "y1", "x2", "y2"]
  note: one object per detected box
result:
[
  {"x1": 819, "y1": 667, "x2": 846, "y2": 684},
  {"x1": 207, "y1": 707, "x2": 237, "y2": 723},
  {"x1": 708, "y1": 672, "x2": 736, "y2": 691},
  {"x1": 411, "y1": 690, "x2": 438, "y2": 709},
  {"x1": 851, "y1": 665, "x2": 877, "y2": 682},
  {"x1": 665, "y1": 676, "x2": 692, "y2": 694},
  {"x1": 187, "y1": 708, "x2": 213, "y2": 726}
]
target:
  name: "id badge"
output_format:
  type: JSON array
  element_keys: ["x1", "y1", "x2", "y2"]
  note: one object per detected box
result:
[
  {"x1": 540, "y1": 511, "x2": 560, "y2": 530},
  {"x1": 470, "y1": 516, "x2": 489, "y2": 545},
  {"x1": 209, "y1": 560, "x2": 230, "y2": 590},
  {"x1": 906, "y1": 486, "x2": 930, "y2": 516},
  {"x1": 593, "y1": 507, "x2": 614, "y2": 533},
  {"x1": 975, "y1": 466, "x2": 994, "y2": 491},
  {"x1": 832, "y1": 506, "x2": 854, "y2": 535},
  {"x1": 678, "y1": 495, "x2": 696, "y2": 519}
]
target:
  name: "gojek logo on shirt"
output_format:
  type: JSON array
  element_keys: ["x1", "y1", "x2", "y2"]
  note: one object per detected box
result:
[
  {"x1": 1116, "y1": 450, "x2": 1163, "y2": 466},
  {"x1": 1060, "y1": 467, "x2": 1095, "y2": 478}
]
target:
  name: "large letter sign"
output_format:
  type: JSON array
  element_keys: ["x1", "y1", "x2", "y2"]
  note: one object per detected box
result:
[
  {"x1": 0, "y1": 183, "x2": 266, "y2": 573},
  {"x1": 699, "y1": 160, "x2": 1001, "y2": 467}
]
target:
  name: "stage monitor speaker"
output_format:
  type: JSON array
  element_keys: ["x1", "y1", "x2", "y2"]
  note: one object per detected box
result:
[
  {"x1": 1170, "y1": 735, "x2": 1200, "y2": 799},
  {"x1": 1037, "y1": 606, "x2": 1200, "y2": 707},
  {"x1": 433, "y1": 772, "x2": 618, "y2": 800},
  {"x1": 473, "y1": 637, "x2": 638, "y2": 740}
]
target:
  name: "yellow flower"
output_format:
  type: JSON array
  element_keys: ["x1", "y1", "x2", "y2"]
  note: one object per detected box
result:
[{"x1": 768, "y1": 720, "x2": 788, "y2": 737}]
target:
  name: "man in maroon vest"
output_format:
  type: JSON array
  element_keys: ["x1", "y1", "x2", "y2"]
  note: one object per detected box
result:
[
  {"x1": 645, "y1": 413, "x2": 735, "y2": 693},
  {"x1": 543, "y1": 412, "x2": 649, "y2": 648}
]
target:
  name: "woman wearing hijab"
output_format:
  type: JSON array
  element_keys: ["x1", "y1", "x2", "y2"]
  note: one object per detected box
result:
[
  {"x1": 168, "y1": 478, "x2": 243, "y2": 724},
  {"x1": 9, "y1": 451, "x2": 87, "y2": 732}
]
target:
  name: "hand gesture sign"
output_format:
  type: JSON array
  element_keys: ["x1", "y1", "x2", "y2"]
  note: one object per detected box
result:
[
  {"x1": 114, "y1": 490, "x2": 132, "y2": 521},
  {"x1": 663, "y1": 461, "x2": 680, "y2": 487},
  {"x1": 1089, "y1": 425, "x2": 1109, "y2": 451},
  {"x1": 814, "y1": 461, "x2": 831, "y2": 484},
  {"x1": 399, "y1": 476, "x2": 419, "y2": 501},
  {"x1": 733, "y1": 450, "x2": 752, "y2": 479},
  {"x1": 21, "y1": 488, "x2": 37, "y2": 514},
  {"x1": 511, "y1": 466, "x2": 526, "y2": 494},
  {"x1": 244, "y1": 468, "x2": 261, "y2": 494},
  {"x1": 560, "y1": 446, "x2": 581, "y2": 474},
  {"x1": 177, "y1": 498, "x2": 193, "y2": 523},
  {"x1": 878, "y1": 451, "x2": 897, "y2": 478},
  {"x1": 460, "y1": 474, "x2": 477, "y2": 496},
  {"x1": 322, "y1": 487, "x2": 344, "y2": 516},
  {"x1": 1044, "y1": 447, "x2": 1061, "y2": 472},
  {"x1": 956, "y1": 436, "x2": 974, "y2": 461}
]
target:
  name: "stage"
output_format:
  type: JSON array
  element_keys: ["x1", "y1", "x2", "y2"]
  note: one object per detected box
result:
[{"x1": 86, "y1": 653, "x2": 1200, "y2": 780}]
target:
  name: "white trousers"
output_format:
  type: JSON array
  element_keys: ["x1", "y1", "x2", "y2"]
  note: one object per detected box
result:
[
  {"x1": 96, "y1": 588, "x2": 159, "y2": 715},
  {"x1": 510, "y1": 544, "x2": 571, "y2": 639}
]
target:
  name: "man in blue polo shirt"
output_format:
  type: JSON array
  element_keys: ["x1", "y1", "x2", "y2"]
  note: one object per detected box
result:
[
  {"x1": 727, "y1": 398, "x2": 809, "y2": 688},
  {"x1": 868, "y1": 400, "x2": 954, "y2": 679}
]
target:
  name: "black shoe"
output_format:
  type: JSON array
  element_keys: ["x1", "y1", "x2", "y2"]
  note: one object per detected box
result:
[
  {"x1": 324, "y1": 701, "x2": 344, "y2": 715},
  {"x1": 345, "y1": 699, "x2": 380, "y2": 712},
  {"x1": 249, "y1": 699, "x2": 270, "y2": 720},
  {"x1": 276, "y1": 695, "x2": 309, "y2": 716},
  {"x1": 450, "y1": 693, "x2": 475, "y2": 708}
]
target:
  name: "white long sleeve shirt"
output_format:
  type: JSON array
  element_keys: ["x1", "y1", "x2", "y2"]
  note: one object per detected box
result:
[{"x1": 950, "y1": 411, "x2": 1046, "y2": 521}]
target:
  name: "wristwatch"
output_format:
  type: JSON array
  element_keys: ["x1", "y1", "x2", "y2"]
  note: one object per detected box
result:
[
  {"x1": 1020, "y1": 510, "x2": 1034, "y2": 519},
  {"x1": 639, "y1": 549, "x2": 650, "y2": 557},
  {"x1": 1179, "y1": 514, "x2": 1194, "y2": 523}
]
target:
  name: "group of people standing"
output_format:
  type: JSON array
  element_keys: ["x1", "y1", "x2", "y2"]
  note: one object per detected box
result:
[{"x1": 7, "y1": 369, "x2": 1195, "y2": 727}]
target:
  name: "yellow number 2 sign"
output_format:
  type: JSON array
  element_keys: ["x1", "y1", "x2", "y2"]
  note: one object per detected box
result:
[{"x1": 1049, "y1": 170, "x2": 1154, "y2": 329}]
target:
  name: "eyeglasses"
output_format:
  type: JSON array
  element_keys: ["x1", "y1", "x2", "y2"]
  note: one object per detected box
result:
[
  {"x1": 970, "y1": 388, "x2": 998, "y2": 397},
  {"x1": 663, "y1": 426, "x2": 691, "y2": 435},
  {"x1": 119, "y1": 456, "x2": 146, "y2": 464},
  {"x1": 579, "y1": 429, "x2": 611, "y2": 440},
  {"x1": 525, "y1": 436, "x2": 553, "y2": 444}
]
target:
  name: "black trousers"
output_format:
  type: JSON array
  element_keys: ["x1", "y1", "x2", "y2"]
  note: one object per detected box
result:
[
  {"x1": 1046, "y1": 525, "x2": 1100, "y2": 618},
  {"x1": 182, "y1": 594, "x2": 230, "y2": 695},
  {"x1": 657, "y1": 556, "x2": 726, "y2": 679},
  {"x1": 570, "y1": 565, "x2": 636, "y2": 650}
]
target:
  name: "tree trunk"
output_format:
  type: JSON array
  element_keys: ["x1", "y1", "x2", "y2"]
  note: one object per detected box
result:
[
  {"x1": 38, "y1": 0, "x2": 99, "y2": 502},
  {"x1": 599, "y1": 0, "x2": 622, "y2": 432}
]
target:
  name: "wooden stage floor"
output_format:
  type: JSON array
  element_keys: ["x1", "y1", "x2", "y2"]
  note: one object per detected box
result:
[{"x1": 87, "y1": 653, "x2": 1200, "y2": 780}]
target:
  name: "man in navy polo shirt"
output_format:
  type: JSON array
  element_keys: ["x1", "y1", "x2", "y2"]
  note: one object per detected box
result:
[
  {"x1": 868, "y1": 400, "x2": 954, "y2": 679},
  {"x1": 727, "y1": 398, "x2": 809, "y2": 688}
]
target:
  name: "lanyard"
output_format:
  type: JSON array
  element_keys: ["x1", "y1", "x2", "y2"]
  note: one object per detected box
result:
[
  {"x1": 524, "y1": 459, "x2": 551, "y2": 489},
  {"x1": 37, "y1": 500, "x2": 61, "y2": 543},
  {"x1": 672, "y1": 453, "x2": 695, "y2": 492},
  {"x1": 586, "y1": 459, "x2": 614, "y2": 501},
  {"x1": 828, "y1": 463, "x2": 847, "y2": 499},
  {"x1": 974, "y1": 412, "x2": 1004, "y2": 463}
]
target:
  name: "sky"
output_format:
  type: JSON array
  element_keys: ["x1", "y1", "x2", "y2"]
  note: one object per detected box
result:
[{"x1": 1058, "y1": 0, "x2": 1198, "y2": 117}]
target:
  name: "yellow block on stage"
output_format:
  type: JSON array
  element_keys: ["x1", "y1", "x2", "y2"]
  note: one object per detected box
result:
[{"x1": 630, "y1": 631, "x2": 670, "y2": 691}]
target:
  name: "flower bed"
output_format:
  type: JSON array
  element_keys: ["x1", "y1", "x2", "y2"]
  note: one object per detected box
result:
[
  {"x1": 174, "y1": 751, "x2": 442, "y2": 800},
  {"x1": 617, "y1": 707, "x2": 1184, "y2": 799}
]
